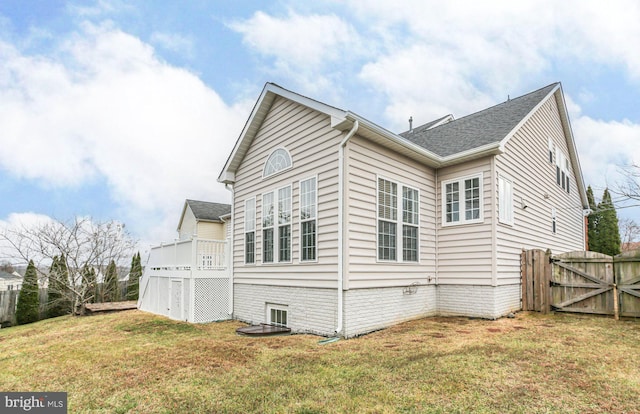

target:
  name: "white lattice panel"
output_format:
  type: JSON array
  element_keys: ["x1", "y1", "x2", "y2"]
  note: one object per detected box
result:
[{"x1": 193, "y1": 278, "x2": 230, "y2": 323}]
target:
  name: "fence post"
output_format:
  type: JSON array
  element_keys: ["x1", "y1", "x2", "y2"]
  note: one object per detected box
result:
[{"x1": 543, "y1": 249, "x2": 552, "y2": 314}]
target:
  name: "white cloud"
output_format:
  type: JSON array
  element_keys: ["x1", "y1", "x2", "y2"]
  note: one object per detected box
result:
[
  {"x1": 0, "y1": 22, "x2": 248, "y2": 243},
  {"x1": 228, "y1": 10, "x2": 363, "y2": 96},
  {"x1": 150, "y1": 32, "x2": 194, "y2": 58}
]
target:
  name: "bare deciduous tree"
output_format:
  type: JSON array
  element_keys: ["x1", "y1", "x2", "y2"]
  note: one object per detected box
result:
[
  {"x1": 619, "y1": 217, "x2": 640, "y2": 249},
  {"x1": 1, "y1": 217, "x2": 136, "y2": 315},
  {"x1": 615, "y1": 164, "x2": 640, "y2": 205}
]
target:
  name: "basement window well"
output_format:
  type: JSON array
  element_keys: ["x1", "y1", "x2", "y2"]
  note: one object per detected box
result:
[{"x1": 267, "y1": 303, "x2": 288, "y2": 327}]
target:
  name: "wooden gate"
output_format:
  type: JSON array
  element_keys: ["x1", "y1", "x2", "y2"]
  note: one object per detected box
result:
[
  {"x1": 521, "y1": 249, "x2": 640, "y2": 317},
  {"x1": 550, "y1": 251, "x2": 614, "y2": 315},
  {"x1": 615, "y1": 250, "x2": 640, "y2": 317}
]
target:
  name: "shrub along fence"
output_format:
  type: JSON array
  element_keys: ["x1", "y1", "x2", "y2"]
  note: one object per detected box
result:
[
  {"x1": 0, "y1": 281, "x2": 131, "y2": 327},
  {"x1": 522, "y1": 249, "x2": 640, "y2": 318}
]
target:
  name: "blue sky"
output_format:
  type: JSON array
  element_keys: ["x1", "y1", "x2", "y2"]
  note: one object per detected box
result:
[{"x1": 1, "y1": 0, "x2": 640, "y2": 252}]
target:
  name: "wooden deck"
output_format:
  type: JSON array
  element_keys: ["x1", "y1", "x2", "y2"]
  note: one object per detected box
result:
[{"x1": 85, "y1": 301, "x2": 138, "y2": 314}]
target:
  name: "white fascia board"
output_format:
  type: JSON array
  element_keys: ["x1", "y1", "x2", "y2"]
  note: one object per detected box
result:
[
  {"x1": 217, "y1": 85, "x2": 273, "y2": 183},
  {"x1": 439, "y1": 142, "x2": 504, "y2": 167},
  {"x1": 176, "y1": 200, "x2": 190, "y2": 232},
  {"x1": 555, "y1": 85, "x2": 589, "y2": 209},
  {"x1": 344, "y1": 112, "x2": 442, "y2": 166},
  {"x1": 218, "y1": 83, "x2": 347, "y2": 183},
  {"x1": 497, "y1": 84, "x2": 560, "y2": 152}
]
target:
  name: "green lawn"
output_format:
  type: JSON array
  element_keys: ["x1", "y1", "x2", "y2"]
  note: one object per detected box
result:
[{"x1": 0, "y1": 310, "x2": 638, "y2": 413}]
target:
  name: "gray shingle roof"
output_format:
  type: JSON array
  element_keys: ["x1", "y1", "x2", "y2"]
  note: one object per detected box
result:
[
  {"x1": 0, "y1": 270, "x2": 20, "y2": 280},
  {"x1": 186, "y1": 200, "x2": 231, "y2": 222},
  {"x1": 399, "y1": 83, "x2": 559, "y2": 157}
]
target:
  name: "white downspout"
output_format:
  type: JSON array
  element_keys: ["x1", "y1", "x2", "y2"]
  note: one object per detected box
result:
[
  {"x1": 225, "y1": 183, "x2": 235, "y2": 317},
  {"x1": 336, "y1": 119, "x2": 359, "y2": 336}
]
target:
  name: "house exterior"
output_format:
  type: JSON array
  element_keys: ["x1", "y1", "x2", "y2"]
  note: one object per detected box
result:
[
  {"x1": 138, "y1": 200, "x2": 232, "y2": 323},
  {"x1": 217, "y1": 82, "x2": 589, "y2": 338},
  {"x1": 0, "y1": 270, "x2": 22, "y2": 291},
  {"x1": 177, "y1": 199, "x2": 231, "y2": 241}
]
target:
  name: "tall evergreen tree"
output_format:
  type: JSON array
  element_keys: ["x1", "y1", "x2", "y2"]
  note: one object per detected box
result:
[
  {"x1": 586, "y1": 186, "x2": 600, "y2": 252},
  {"x1": 16, "y1": 260, "x2": 40, "y2": 325},
  {"x1": 103, "y1": 260, "x2": 119, "y2": 302},
  {"x1": 81, "y1": 264, "x2": 97, "y2": 305},
  {"x1": 127, "y1": 252, "x2": 142, "y2": 301},
  {"x1": 47, "y1": 254, "x2": 72, "y2": 318},
  {"x1": 596, "y1": 188, "x2": 621, "y2": 256}
]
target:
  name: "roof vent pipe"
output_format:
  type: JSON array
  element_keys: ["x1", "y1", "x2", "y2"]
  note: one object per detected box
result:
[{"x1": 409, "y1": 116, "x2": 413, "y2": 132}]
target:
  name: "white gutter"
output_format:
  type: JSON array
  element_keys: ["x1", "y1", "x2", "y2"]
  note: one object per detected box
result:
[
  {"x1": 225, "y1": 183, "x2": 235, "y2": 317},
  {"x1": 336, "y1": 119, "x2": 359, "y2": 336}
]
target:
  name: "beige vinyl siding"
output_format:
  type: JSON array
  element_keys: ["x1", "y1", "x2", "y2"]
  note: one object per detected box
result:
[
  {"x1": 495, "y1": 93, "x2": 585, "y2": 285},
  {"x1": 437, "y1": 157, "x2": 494, "y2": 285},
  {"x1": 232, "y1": 96, "x2": 342, "y2": 288},
  {"x1": 196, "y1": 221, "x2": 225, "y2": 240},
  {"x1": 345, "y1": 135, "x2": 436, "y2": 289},
  {"x1": 178, "y1": 208, "x2": 197, "y2": 240}
]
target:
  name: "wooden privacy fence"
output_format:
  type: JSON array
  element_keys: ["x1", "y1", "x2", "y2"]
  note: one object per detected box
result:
[{"x1": 522, "y1": 249, "x2": 640, "y2": 318}]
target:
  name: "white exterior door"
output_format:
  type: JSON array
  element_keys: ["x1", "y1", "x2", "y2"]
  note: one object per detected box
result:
[{"x1": 170, "y1": 280, "x2": 182, "y2": 320}]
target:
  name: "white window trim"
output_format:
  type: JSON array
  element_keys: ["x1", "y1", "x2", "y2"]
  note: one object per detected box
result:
[
  {"x1": 299, "y1": 176, "x2": 318, "y2": 263},
  {"x1": 376, "y1": 175, "x2": 421, "y2": 263},
  {"x1": 498, "y1": 173, "x2": 514, "y2": 226},
  {"x1": 244, "y1": 197, "x2": 256, "y2": 265},
  {"x1": 548, "y1": 137, "x2": 554, "y2": 164},
  {"x1": 262, "y1": 147, "x2": 293, "y2": 179},
  {"x1": 266, "y1": 303, "x2": 288, "y2": 327},
  {"x1": 552, "y1": 207, "x2": 557, "y2": 234},
  {"x1": 441, "y1": 173, "x2": 484, "y2": 227},
  {"x1": 262, "y1": 192, "x2": 275, "y2": 264},
  {"x1": 260, "y1": 184, "x2": 292, "y2": 265}
]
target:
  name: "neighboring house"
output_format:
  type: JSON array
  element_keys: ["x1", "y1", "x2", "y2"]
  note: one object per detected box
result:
[
  {"x1": 216, "y1": 82, "x2": 589, "y2": 338},
  {"x1": 622, "y1": 241, "x2": 640, "y2": 252},
  {"x1": 138, "y1": 200, "x2": 232, "y2": 322},
  {"x1": 0, "y1": 270, "x2": 22, "y2": 291},
  {"x1": 177, "y1": 199, "x2": 232, "y2": 241}
]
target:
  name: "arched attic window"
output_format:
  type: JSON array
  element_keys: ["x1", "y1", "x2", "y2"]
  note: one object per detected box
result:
[{"x1": 263, "y1": 148, "x2": 292, "y2": 178}]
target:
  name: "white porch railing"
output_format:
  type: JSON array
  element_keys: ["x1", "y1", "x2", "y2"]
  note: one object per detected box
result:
[
  {"x1": 147, "y1": 238, "x2": 228, "y2": 271},
  {"x1": 138, "y1": 237, "x2": 232, "y2": 323}
]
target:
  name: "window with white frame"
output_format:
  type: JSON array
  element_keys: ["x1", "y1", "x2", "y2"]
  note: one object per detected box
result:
[
  {"x1": 564, "y1": 157, "x2": 571, "y2": 194},
  {"x1": 442, "y1": 174, "x2": 483, "y2": 225},
  {"x1": 262, "y1": 192, "x2": 275, "y2": 263},
  {"x1": 548, "y1": 138, "x2": 554, "y2": 164},
  {"x1": 278, "y1": 186, "x2": 292, "y2": 262},
  {"x1": 244, "y1": 198, "x2": 256, "y2": 264},
  {"x1": 261, "y1": 185, "x2": 292, "y2": 263},
  {"x1": 267, "y1": 303, "x2": 288, "y2": 327},
  {"x1": 263, "y1": 148, "x2": 292, "y2": 178},
  {"x1": 377, "y1": 177, "x2": 419, "y2": 262},
  {"x1": 498, "y1": 175, "x2": 514, "y2": 225},
  {"x1": 555, "y1": 149, "x2": 571, "y2": 194},
  {"x1": 300, "y1": 177, "x2": 317, "y2": 262},
  {"x1": 552, "y1": 207, "x2": 557, "y2": 234}
]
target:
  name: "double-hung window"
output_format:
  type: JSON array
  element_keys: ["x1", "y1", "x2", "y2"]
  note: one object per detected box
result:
[
  {"x1": 278, "y1": 186, "x2": 292, "y2": 262},
  {"x1": 244, "y1": 198, "x2": 256, "y2": 264},
  {"x1": 442, "y1": 174, "x2": 483, "y2": 226},
  {"x1": 262, "y1": 193, "x2": 275, "y2": 263},
  {"x1": 300, "y1": 177, "x2": 317, "y2": 262},
  {"x1": 262, "y1": 185, "x2": 292, "y2": 263},
  {"x1": 377, "y1": 177, "x2": 419, "y2": 262},
  {"x1": 555, "y1": 149, "x2": 571, "y2": 194}
]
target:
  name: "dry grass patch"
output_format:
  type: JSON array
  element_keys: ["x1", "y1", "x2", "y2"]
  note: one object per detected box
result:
[{"x1": 0, "y1": 311, "x2": 638, "y2": 413}]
